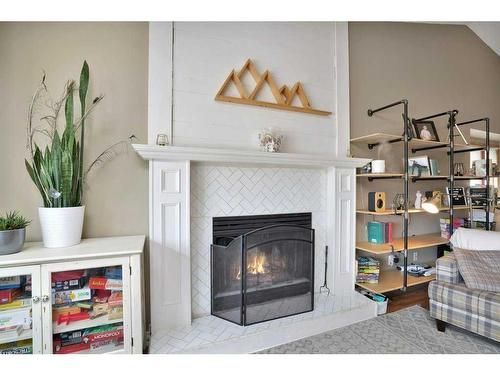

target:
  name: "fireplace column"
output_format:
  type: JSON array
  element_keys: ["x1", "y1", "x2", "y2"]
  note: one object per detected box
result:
[{"x1": 150, "y1": 160, "x2": 191, "y2": 331}]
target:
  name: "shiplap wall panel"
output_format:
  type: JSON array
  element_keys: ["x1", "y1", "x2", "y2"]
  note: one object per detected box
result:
[{"x1": 172, "y1": 22, "x2": 337, "y2": 155}]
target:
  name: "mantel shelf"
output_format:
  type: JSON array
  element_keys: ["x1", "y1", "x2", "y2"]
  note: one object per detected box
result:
[{"x1": 132, "y1": 144, "x2": 371, "y2": 169}]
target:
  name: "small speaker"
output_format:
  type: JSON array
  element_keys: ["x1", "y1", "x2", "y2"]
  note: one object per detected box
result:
[{"x1": 368, "y1": 192, "x2": 386, "y2": 212}]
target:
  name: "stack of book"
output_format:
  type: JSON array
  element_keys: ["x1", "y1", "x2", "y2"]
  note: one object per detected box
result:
[
  {"x1": 440, "y1": 218, "x2": 464, "y2": 239},
  {"x1": 356, "y1": 256, "x2": 380, "y2": 284},
  {"x1": 0, "y1": 276, "x2": 33, "y2": 354},
  {"x1": 367, "y1": 221, "x2": 393, "y2": 244}
]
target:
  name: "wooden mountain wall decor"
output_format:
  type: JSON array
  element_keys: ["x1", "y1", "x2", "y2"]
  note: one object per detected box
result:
[{"x1": 215, "y1": 59, "x2": 332, "y2": 116}]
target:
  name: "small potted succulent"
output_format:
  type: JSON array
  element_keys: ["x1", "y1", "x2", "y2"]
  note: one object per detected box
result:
[{"x1": 0, "y1": 211, "x2": 30, "y2": 255}]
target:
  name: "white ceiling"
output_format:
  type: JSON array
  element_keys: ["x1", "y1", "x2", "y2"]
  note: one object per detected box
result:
[{"x1": 466, "y1": 22, "x2": 500, "y2": 56}]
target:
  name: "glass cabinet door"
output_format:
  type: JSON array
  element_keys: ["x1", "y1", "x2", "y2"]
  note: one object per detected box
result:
[
  {"x1": 41, "y1": 257, "x2": 130, "y2": 354},
  {"x1": 0, "y1": 265, "x2": 42, "y2": 354}
]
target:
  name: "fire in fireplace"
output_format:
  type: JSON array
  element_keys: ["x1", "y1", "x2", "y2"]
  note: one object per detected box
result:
[{"x1": 211, "y1": 213, "x2": 314, "y2": 326}]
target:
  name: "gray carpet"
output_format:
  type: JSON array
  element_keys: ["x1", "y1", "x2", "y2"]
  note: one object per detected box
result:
[{"x1": 259, "y1": 305, "x2": 500, "y2": 354}]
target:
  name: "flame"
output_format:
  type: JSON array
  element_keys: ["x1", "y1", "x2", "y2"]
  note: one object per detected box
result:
[{"x1": 235, "y1": 253, "x2": 268, "y2": 280}]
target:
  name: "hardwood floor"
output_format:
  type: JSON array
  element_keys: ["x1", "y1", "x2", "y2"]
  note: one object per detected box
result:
[{"x1": 385, "y1": 284, "x2": 429, "y2": 313}]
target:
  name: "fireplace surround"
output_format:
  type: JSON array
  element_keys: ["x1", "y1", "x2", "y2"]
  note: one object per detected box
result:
[{"x1": 211, "y1": 213, "x2": 314, "y2": 325}]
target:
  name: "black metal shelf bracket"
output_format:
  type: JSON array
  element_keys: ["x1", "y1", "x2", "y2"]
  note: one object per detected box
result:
[
  {"x1": 367, "y1": 175, "x2": 403, "y2": 182},
  {"x1": 367, "y1": 138, "x2": 403, "y2": 150},
  {"x1": 412, "y1": 144, "x2": 447, "y2": 153}
]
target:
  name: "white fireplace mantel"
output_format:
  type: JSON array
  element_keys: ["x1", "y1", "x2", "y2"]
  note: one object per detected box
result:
[
  {"x1": 132, "y1": 144, "x2": 371, "y2": 169},
  {"x1": 134, "y1": 143, "x2": 370, "y2": 332}
]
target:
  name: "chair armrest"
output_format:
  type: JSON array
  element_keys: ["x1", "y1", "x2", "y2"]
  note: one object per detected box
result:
[{"x1": 436, "y1": 254, "x2": 463, "y2": 284}]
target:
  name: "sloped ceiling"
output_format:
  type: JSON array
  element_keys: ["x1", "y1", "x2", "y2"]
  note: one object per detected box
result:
[{"x1": 466, "y1": 22, "x2": 500, "y2": 56}]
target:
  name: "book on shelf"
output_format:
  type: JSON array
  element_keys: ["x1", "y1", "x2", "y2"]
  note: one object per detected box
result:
[
  {"x1": 367, "y1": 222, "x2": 393, "y2": 244},
  {"x1": 440, "y1": 218, "x2": 464, "y2": 239},
  {"x1": 0, "y1": 276, "x2": 23, "y2": 290},
  {"x1": 0, "y1": 297, "x2": 31, "y2": 311},
  {"x1": 0, "y1": 339, "x2": 33, "y2": 354}
]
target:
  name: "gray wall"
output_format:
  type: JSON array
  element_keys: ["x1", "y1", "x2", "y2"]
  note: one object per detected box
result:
[
  {"x1": 349, "y1": 22, "x2": 500, "y2": 267},
  {"x1": 0, "y1": 22, "x2": 149, "y2": 241}
]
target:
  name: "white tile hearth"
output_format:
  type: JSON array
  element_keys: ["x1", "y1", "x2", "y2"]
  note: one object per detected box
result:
[
  {"x1": 149, "y1": 292, "x2": 376, "y2": 354},
  {"x1": 190, "y1": 165, "x2": 327, "y2": 318}
]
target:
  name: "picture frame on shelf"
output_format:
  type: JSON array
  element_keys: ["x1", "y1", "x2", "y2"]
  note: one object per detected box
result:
[
  {"x1": 429, "y1": 159, "x2": 440, "y2": 176},
  {"x1": 412, "y1": 119, "x2": 440, "y2": 142},
  {"x1": 408, "y1": 156, "x2": 431, "y2": 177}
]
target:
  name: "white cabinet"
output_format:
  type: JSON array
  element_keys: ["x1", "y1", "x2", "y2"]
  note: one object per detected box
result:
[{"x1": 0, "y1": 236, "x2": 145, "y2": 354}]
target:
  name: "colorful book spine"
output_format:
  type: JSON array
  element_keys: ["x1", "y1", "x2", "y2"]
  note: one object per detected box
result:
[{"x1": 0, "y1": 297, "x2": 31, "y2": 311}]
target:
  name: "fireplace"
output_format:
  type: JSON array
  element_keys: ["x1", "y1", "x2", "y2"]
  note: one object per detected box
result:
[{"x1": 210, "y1": 213, "x2": 314, "y2": 326}]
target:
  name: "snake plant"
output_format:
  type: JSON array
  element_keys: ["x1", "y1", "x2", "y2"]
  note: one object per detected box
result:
[{"x1": 25, "y1": 61, "x2": 135, "y2": 208}]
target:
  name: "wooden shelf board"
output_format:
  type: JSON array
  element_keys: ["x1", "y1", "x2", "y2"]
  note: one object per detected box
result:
[
  {"x1": 350, "y1": 133, "x2": 402, "y2": 145},
  {"x1": 53, "y1": 315, "x2": 123, "y2": 334},
  {"x1": 356, "y1": 233, "x2": 448, "y2": 254},
  {"x1": 356, "y1": 270, "x2": 436, "y2": 294},
  {"x1": 356, "y1": 205, "x2": 472, "y2": 216}
]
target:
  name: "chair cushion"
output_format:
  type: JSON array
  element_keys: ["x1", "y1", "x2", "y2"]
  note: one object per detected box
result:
[
  {"x1": 454, "y1": 248, "x2": 500, "y2": 292},
  {"x1": 429, "y1": 280, "x2": 500, "y2": 321},
  {"x1": 450, "y1": 227, "x2": 500, "y2": 251}
]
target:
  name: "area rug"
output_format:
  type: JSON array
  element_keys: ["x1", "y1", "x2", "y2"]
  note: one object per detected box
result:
[{"x1": 258, "y1": 305, "x2": 500, "y2": 354}]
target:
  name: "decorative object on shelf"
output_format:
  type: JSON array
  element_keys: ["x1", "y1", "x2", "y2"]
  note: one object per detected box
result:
[
  {"x1": 392, "y1": 193, "x2": 405, "y2": 212},
  {"x1": 454, "y1": 162, "x2": 465, "y2": 176},
  {"x1": 371, "y1": 160, "x2": 386, "y2": 173},
  {"x1": 357, "y1": 162, "x2": 372, "y2": 175},
  {"x1": 445, "y1": 187, "x2": 467, "y2": 206},
  {"x1": 473, "y1": 159, "x2": 489, "y2": 177},
  {"x1": 429, "y1": 159, "x2": 439, "y2": 176},
  {"x1": 423, "y1": 191, "x2": 442, "y2": 212},
  {"x1": 408, "y1": 156, "x2": 430, "y2": 177},
  {"x1": 0, "y1": 211, "x2": 30, "y2": 255},
  {"x1": 368, "y1": 192, "x2": 386, "y2": 213},
  {"x1": 412, "y1": 119, "x2": 439, "y2": 141},
  {"x1": 415, "y1": 191, "x2": 423, "y2": 209},
  {"x1": 156, "y1": 134, "x2": 169, "y2": 146},
  {"x1": 25, "y1": 61, "x2": 136, "y2": 248},
  {"x1": 214, "y1": 58, "x2": 332, "y2": 116},
  {"x1": 258, "y1": 128, "x2": 283, "y2": 152}
]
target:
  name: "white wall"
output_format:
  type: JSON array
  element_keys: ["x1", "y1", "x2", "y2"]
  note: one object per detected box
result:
[{"x1": 150, "y1": 22, "x2": 349, "y2": 156}]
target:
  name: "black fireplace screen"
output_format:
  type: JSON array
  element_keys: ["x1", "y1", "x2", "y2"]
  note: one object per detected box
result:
[{"x1": 210, "y1": 213, "x2": 314, "y2": 326}]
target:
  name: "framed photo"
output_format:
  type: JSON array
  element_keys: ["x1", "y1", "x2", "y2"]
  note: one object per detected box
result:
[
  {"x1": 429, "y1": 159, "x2": 439, "y2": 176},
  {"x1": 412, "y1": 120, "x2": 440, "y2": 142},
  {"x1": 408, "y1": 156, "x2": 431, "y2": 177}
]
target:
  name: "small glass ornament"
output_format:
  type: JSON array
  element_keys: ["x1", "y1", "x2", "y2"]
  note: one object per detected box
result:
[{"x1": 156, "y1": 134, "x2": 169, "y2": 146}]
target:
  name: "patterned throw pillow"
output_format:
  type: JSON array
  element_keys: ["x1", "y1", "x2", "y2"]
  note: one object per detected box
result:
[{"x1": 454, "y1": 248, "x2": 500, "y2": 293}]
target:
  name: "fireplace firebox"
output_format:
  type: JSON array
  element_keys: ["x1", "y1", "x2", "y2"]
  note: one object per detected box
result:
[{"x1": 210, "y1": 213, "x2": 314, "y2": 326}]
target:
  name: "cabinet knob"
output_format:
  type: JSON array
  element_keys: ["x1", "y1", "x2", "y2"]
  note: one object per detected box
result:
[
  {"x1": 41, "y1": 295, "x2": 50, "y2": 303},
  {"x1": 32, "y1": 296, "x2": 40, "y2": 303}
]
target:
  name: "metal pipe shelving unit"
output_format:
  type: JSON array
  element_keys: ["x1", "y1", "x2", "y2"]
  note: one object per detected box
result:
[
  {"x1": 413, "y1": 112, "x2": 492, "y2": 236},
  {"x1": 367, "y1": 99, "x2": 410, "y2": 290},
  {"x1": 365, "y1": 103, "x2": 493, "y2": 291}
]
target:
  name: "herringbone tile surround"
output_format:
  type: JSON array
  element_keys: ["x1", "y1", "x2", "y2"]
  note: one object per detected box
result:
[{"x1": 190, "y1": 165, "x2": 327, "y2": 318}]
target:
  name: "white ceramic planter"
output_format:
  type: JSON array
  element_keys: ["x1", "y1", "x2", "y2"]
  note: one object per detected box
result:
[{"x1": 38, "y1": 206, "x2": 85, "y2": 248}]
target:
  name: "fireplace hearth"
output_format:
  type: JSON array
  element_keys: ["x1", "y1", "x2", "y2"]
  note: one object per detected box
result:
[{"x1": 211, "y1": 213, "x2": 314, "y2": 326}]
